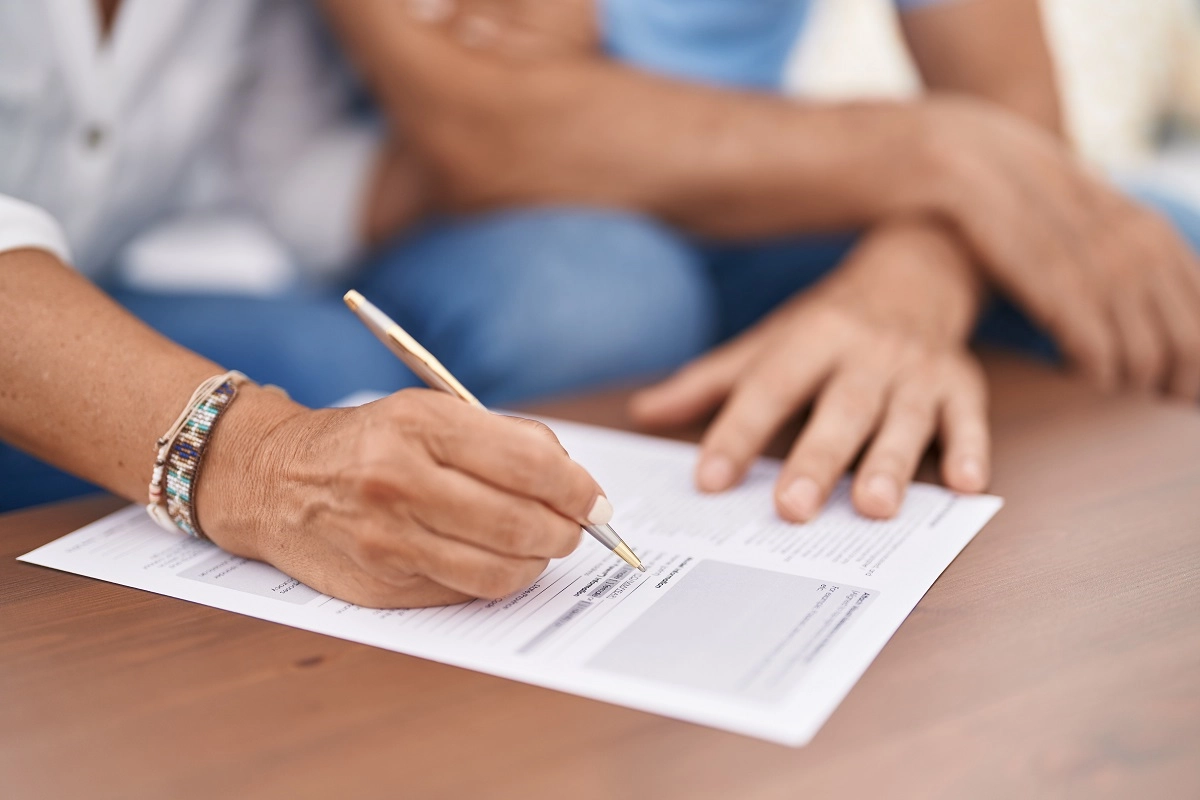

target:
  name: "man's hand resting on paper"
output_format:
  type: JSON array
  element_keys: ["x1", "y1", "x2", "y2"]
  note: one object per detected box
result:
[
  {"x1": 631, "y1": 219, "x2": 989, "y2": 522},
  {"x1": 198, "y1": 389, "x2": 608, "y2": 608}
]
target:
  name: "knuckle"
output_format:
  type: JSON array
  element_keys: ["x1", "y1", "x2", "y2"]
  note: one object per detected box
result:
[
  {"x1": 946, "y1": 358, "x2": 987, "y2": 402},
  {"x1": 385, "y1": 387, "x2": 437, "y2": 422},
  {"x1": 919, "y1": 347, "x2": 953, "y2": 377},
  {"x1": 524, "y1": 419, "x2": 559, "y2": 443},
  {"x1": 875, "y1": 331, "x2": 916, "y2": 363},
  {"x1": 705, "y1": 401, "x2": 766, "y2": 453},
  {"x1": 563, "y1": 472, "x2": 599, "y2": 517},
  {"x1": 502, "y1": 415, "x2": 564, "y2": 449},
  {"x1": 547, "y1": 521, "x2": 583, "y2": 559},
  {"x1": 865, "y1": 449, "x2": 909, "y2": 478},
  {"x1": 812, "y1": 305, "x2": 865, "y2": 344},
  {"x1": 492, "y1": 502, "x2": 538, "y2": 553},
  {"x1": 342, "y1": 465, "x2": 404, "y2": 505},
  {"x1": 891, "y1": 395, "x2": 931, "y2": 426},
  {"x1": 830, "y1": 376, "x2": 885, "y2": 421},
  {"x1": 511, "y1": 444, "x2": 558, "y2": 487},
  {"x1": 500, "y1": 457, "x2": 536, "y2": 492},
  {"x1": 747, "y1": 379, "x2": 796, "y2": 420},
  {"x1": 950, "y1": 412, "x2": 990, "y2": 448},
  {"x1": 901, "y1": 353, "x2": 941, "y2": 387},
  {"x1": 807, "y1": 303, "x2": 846, "y2": 332},
  {"x1": 836, "y1": 392, "x2": 878, "y2": 424},
  {"x1": 791, "y1": 447, "x2": 840, "y2": 488},
  {"x1": 953, "y1": 427, "x2": 990, "y2": 453}
]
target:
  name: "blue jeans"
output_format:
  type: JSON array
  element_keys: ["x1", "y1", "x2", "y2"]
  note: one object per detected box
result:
[{"x1": 3, "y1": 191, "x2": 1199, "y2": 511}]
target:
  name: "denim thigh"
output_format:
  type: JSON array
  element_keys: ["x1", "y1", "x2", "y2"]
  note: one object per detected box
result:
[{"x1": 359, "y1": 207, "x2": 720, "y2": 405}]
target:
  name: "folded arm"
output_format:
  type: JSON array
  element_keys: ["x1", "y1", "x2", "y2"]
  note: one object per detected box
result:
[
  {"x1": 321, "y1": 0, "x2": 1061, "y2": 236},
  {"x1": 322, "y1": 0, "x2": 944, "y2": 238}
]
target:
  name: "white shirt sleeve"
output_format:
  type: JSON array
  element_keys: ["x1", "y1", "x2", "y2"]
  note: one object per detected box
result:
[
  {"x1": 215, "y1": 0, "x2": 382, "y2": 282},
  {"x1": 0, "y1": 194, "x2": 72, "y2": 264}
]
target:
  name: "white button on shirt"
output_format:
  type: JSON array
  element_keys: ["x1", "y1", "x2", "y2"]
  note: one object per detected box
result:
[{"x1": 0, "y1": 0, "x2": 380, "y2": 281}]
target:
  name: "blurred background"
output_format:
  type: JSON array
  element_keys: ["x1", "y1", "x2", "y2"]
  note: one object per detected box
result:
[
  {"x1": 117, "y1": 0, "x2": 1200, "y2": 297},
  {"x1": 788, "y1": 0, "x2": 1200, "y2": 194}
]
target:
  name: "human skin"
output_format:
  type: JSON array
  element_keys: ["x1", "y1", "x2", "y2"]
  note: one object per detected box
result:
[
  {"x1": 632, "y1": 218, "x2": 989, "y2": 521},
  {"x1": 324, "y1": 0, "x2": 1200, "y2": 401},
  {"x1": 320, "y1": 0, "x2": 1200, "y2": 520},
  {"x1": 0, "y1": 249, "x2": 620, "y2": 607},
  {"x1": 0, "y1": 0, "x2": 614, "y2": 609}
]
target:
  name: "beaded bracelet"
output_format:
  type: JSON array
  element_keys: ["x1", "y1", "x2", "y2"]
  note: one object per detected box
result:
[{"x1": 147, "y1": 371, "x2": 248, "y2": 539}]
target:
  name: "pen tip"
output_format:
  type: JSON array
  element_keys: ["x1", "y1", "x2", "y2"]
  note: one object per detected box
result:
[
  {"x1": 612, "y1": 541, "x2": 644, "y2": 573},
  {"x1": 343, "y1": 290, "x2": 361, "y2": 311}
]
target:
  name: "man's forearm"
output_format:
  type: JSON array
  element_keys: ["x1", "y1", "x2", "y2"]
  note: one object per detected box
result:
[
  {"x1": 900, "y1": 0, "x2": 1063, "y2": 134},
  {"x1": 323, "y1": 0, "x2": 944, "y2": 239}
]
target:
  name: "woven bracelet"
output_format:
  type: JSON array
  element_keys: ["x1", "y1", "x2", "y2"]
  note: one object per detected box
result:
[{"x1": 147, "y1": 371, "x2": 247, "y2": 539}]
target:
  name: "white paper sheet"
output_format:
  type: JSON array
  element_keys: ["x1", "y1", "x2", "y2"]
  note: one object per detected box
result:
[{"x1": 18, "y1": 420, "x2": 1001, "y2": 746}]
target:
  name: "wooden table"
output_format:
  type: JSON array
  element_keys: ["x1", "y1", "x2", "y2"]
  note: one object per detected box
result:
[{"x1": 3, "y1": 355, "x2": 1198, "y2": 799}]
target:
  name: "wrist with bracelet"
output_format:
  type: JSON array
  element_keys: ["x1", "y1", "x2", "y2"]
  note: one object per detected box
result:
[{"x1": 146, "y1": 371, "x2": 268, "y2": 540}]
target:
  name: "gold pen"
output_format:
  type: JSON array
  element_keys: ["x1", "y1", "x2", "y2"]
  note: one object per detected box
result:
[{"x1": 344, "y1": 289, "x2": 646, "y2": 573}]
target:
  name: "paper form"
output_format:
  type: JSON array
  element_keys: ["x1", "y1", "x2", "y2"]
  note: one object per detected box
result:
[{"x1": 18, "y1": 420, "x2": 1001, "y2": 746}]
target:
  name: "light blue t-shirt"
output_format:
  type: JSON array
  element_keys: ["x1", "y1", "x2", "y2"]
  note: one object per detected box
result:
[{"x1": 603, "y1": 0, "x2": 950, "y2": 90}]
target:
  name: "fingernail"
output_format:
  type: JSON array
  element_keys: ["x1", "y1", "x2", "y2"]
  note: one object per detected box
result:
[
  {"x1": 782, "y1": 477, "x2": 821, "y2": 521},
  {"x1": 864, "y1": 473, "x2": 900, "y2": 512},
  {"x1": 697, "y1": 456, "x2": 735, "y2": 492},
  {"x1": 587, "y1": 495, "x2": 614, "y2": 526},
  {"x1": 406, "y1": 0, "x2": 454, "y2": 23},
  {"x1": 958, "y1": 457, "x2": 985, "y2": 491}
]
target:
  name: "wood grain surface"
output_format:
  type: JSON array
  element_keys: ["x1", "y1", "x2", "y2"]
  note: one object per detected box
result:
[{"x1": 2, "y1": 354, "x2": 1198, "y2": 799}]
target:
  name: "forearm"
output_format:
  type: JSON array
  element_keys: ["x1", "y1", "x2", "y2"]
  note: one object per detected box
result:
[
  {"x1": 0, "y1": 250, "x2": 296, "y2": 537},
  {"x1": 901, "y1": 0, "x2": 1064, "y2": 135},
  {"x1": 323, "y1": 0, "x2": 938, "y2": 239}
]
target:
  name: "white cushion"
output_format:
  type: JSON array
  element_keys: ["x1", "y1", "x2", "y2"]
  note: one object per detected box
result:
[{"x1": 115, "y1": 214, "x2": 297, "y2": 296}]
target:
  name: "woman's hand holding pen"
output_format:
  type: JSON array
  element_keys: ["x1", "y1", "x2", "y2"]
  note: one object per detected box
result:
[
  {"x1": 197, "y1": 388, "x2": 609, "y2": 608},
  {"x1": 632, "y1": 219, "x2": 991, "y2": 522}
]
